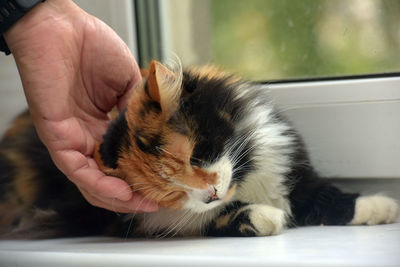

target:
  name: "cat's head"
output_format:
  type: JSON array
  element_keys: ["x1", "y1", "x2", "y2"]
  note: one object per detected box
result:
[{"x1": 95, "y1": 61, "x2": 241, "y2": 213}]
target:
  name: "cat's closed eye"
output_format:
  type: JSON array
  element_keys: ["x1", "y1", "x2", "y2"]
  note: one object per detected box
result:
[{"x1": 189, "y1": 156, "x2": 203, "y2": 167}]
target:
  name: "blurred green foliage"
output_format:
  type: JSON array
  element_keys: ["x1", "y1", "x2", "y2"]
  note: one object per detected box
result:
[{"x1": 210, "y1": 0, "x2": 400, "y2": 80}]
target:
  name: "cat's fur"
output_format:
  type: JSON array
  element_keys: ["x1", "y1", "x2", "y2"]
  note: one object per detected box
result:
[{"x1": 0, "y1": 61, "x2": 398, "y2": 239}]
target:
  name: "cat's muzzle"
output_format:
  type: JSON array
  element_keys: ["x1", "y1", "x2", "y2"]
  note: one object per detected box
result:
[{"x1": 205, "y1": 186, "x2": 219, "y2": 204}]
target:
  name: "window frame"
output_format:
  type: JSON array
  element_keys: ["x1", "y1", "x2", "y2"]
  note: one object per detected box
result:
[{"x1": 267, "y1": 76, "x2": 400, "y2": 179}]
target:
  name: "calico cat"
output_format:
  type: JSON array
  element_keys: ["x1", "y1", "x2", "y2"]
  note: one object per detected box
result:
[{"x1": 0, "y1": 61, "x2": 398, "y2": 239}]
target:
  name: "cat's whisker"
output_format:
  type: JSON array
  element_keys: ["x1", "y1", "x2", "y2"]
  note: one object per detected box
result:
[
  {"x1": 124, "y1": 213, "x2": 135, "y2": 240},
  {"x1": 134, "y1": 189, "x2": 164, "y2": 237},
  {"x1": 232, "y1": 168, "x2": 252, "y2": 178},
  {"x1": 172, "y1": 212, "x2": 197, "y2": 238},
  {"x1": 112, "y1": 182, "x2": 152, "y2": 199},
  {"x1": 232, "y1": 157, "x2": 254, "y2": 172},
  {"x1": 110, "y1": 183, "x2": 154, "y2": 216},
  {"x1": 230, "y1": 145, "x2": 255, "y2": 168},
  {"x1": 159, "y1": 210, "x2": 189, "y2": 236},
  {"x1": 230, "y1": 137, "x2": 263, "y2": 175},
  {"x1": 123, "y1": 189, "x2": 161, "y2": 239},
  {"x1": 229, "y1": 143, "x2": 257, "y2": 172},
  {"x1": 232, "y1": 132, "x2": 258, "y2": 156},
  {"x1": 227, "y1": 130, "x2": 257, "y2": 164},
  {"x1": 158, "y1": 210, "x2": 191, "y2": 238},
  {"x1": 131, "y1": 186, "x2": 155, "y2": 193},
  {"x1": 232, "y1": 165, "x2": 252, "y2": 175},
  {"x1": 136, "y1": 189, "x2": 160, "y2": 210},
  {"x1": 167, "y1": 212, "x2": 194, "y2": 238},
  {"x1": 199, "y1": 211, "x2": 206, "y2": 236}
]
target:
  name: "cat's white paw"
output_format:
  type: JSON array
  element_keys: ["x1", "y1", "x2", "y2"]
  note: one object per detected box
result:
[
  {"x1": 350, "y1": 195, "x2": 399, "y2": 225},
  {"x1": 244, "y1": 204, "x2": 286, "y2": 236}
]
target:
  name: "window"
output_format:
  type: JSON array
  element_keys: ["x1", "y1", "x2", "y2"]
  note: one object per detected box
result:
[
  {"x1": 153, "y1": 0, "x2": 400, "y2": 179},
  {"x1": 160, "y1": 0, "x2": 400, "y2": 81}
]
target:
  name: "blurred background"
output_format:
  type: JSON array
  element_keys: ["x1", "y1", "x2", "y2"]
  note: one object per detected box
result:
[
  {"x1": 2, "y1": 0, "x2": 400, "y2": 127},
  {"x1": 163, "y1": 0, "x2": 400, "y2": 80}
]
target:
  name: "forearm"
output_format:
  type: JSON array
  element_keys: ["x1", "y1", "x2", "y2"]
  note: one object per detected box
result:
[{"x1": 3, "y1": 0, "x2": 89, "y2": 124}]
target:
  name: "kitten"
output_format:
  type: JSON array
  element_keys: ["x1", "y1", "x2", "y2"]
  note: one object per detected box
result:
[{"x1": 0, "y1": 61, "x2": 398, "y2": 239}]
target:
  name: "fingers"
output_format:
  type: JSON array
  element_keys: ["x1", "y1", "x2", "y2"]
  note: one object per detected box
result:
[
  {"x1": 79, "y1": 186, "x2": 159, "y2": 214},
  {"x1": 58, "y1": 154, "x2": 159, "y2": 213},
  {"x1": 72, "y1": 167, "x2": 133, "y2": 201},
  {"x1": 53, "y1": 150, "x2": 130, "y2": 201},
  {"x1": 48, "y1": 143, "x2": 159, "y2": 214},
  {"x1": 79, "y1": 187, "x2": 134, "y2": 213},
  {"x1": 70, "y1": 167, "x2": 159, "y2": 213}
]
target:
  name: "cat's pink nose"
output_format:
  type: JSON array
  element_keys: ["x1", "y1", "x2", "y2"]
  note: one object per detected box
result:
[{"x1": 205, "y1": 186, "x2": 219, "y2": 203}]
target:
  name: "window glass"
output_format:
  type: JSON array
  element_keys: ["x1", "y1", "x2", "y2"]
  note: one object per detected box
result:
[{"x1": 162, "y1": 0, "x2": 400, "y2": 80}]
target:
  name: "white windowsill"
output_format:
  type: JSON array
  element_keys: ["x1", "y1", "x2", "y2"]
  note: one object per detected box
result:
[{"x1": 1, "y1": 221, "x2": 399, "y2": 267}]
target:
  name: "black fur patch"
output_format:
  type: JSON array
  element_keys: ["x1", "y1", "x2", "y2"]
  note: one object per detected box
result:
[
  {"x1": 181, "y1": 72, "x2": 238, "y2": 164},
  {"x1": 181, "y1": 71, "x2": 255, "y2": 177},
  {"x1": 207, "y1": 201, "x2": 258, "y2": 237},
  {"x1": 167, "y1": 112, "x2": 189, "y2": 136},
  {"x1": 140, "y1": 101, "x2": 161, "y2": 119},
  {"x1": 99, "y1": 109, "x2": 131, "y2": 169},
  {"x1": 0, "y1": 153, "x2": 14, "y2": 199},
  {"x1": 289, "y1": 173, "x2": 359, "y2": 226},
  {"x1": 23, "y1": 125, "x2": 70, "y2": 208}
]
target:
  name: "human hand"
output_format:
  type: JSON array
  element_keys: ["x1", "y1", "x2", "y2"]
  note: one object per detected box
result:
[{"x1": 4, "y1": 0, "x2": 158, "y2": 213}]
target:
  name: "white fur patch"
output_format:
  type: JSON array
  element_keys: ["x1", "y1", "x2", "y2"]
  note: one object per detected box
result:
[
  {"x1": 350, "y1": 195, "x2": 399, "y2": 225},
  {"x1": 232, "y1": 85, "x2": 294, "y2": 216},
  {"x1": 245, "y1": 204, "x2": 286, "y2": 236}
]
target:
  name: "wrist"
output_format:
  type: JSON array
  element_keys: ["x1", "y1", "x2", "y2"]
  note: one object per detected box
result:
[{"x1": 3, "y1": 0, "x2": 82, "y2": 56}]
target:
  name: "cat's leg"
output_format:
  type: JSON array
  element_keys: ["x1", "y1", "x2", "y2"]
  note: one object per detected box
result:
[
  {"x1": 206, "y1": 201, "x2": 287, "y2": 237},
  {"x1": 290, "y1": 177, "x2": 399, "y2": 226},
  {"x1": 349, "y1": 195, "x2": 398, "y2": 225}
]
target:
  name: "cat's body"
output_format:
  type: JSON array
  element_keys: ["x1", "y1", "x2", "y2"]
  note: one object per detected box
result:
[{"x1": 0, "y1": 61, "x2": 398, "y2": 239}]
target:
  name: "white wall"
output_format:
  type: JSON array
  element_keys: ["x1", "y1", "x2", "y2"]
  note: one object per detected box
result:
[{"x1": 0, "y1": 54, "x2": 26, "y2": 134}]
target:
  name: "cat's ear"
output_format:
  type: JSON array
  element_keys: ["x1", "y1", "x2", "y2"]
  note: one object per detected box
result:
[{"x1": 147, "y1": 60, "x2": 181, "y2": 115}]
